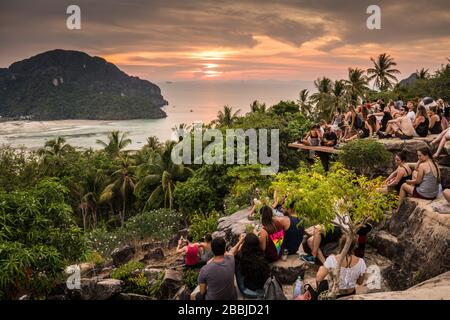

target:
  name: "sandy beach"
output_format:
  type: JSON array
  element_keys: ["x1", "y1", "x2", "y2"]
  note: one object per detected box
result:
[{"x1": 0, "y1": 120, "x2": 112, "y2": 135}]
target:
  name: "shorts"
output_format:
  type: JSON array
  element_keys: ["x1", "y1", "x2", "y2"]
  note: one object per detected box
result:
[
  {"x1": 412, "y1": 188, "x2": 436, "y2": 200},
  {"x1": 302, "y1": 227, "x2": 342, "y2": 255}
]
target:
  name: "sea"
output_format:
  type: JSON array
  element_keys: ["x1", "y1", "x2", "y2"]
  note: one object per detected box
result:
[{"x1": 0, "y1": 80, "x2": 313, "y2": 150}]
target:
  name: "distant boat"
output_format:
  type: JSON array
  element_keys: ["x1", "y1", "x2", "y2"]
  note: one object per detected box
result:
[{"x1": 166, "y1": 81, "x2": 173, "y2": 84}]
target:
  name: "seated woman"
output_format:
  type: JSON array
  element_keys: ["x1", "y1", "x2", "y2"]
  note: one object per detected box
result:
[
  {"x1": 431, "y1": 128, "x2": 450, "y2": 158},
  {"x1": 343, "y1": 105, "x2": 364, "y2": 139},
  {"x1": 231, "y1": 233, "x2": 270, "y2": 298},
  {"x1": 331, "y1": 109, "x2": 344, "y2": 138},
  {"x1": 397, "y1": 147, "x2": 440, "y2": 211},
  {"x1": 176, "y1": 235, "x2": 201, "y2": 269},
  {"x1": 429, "y1": 106, "x2": 443, "y2": 135},
  {"x1": 274, "y1": 200, "x2": 304, "y2": 255},
  {"x1": 413, "y1": 105, "x2": 429, "y2": 137},
  {"x1": 315, "y1": 235, "x2": 366, "y2": 298},
  {"x1": 302, "y1": 124, "x2": 322, "y2": 146},
  {"x1": 344, "y1": 114, "x2": 379, "y2": 142},
  {"x1": 385, "y1": 151, "x2": 412, "y2": 193},
  {"x1": 258, "y1": 205, "x2": 285, "y2": 262}
]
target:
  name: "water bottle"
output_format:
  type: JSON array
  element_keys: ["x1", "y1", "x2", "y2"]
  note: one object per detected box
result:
[{"x1": 293, "y1": 275, "x2": 303, "y2": 298}]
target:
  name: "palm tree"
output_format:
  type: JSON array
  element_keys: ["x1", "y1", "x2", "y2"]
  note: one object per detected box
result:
[
  {"x1": 96, "y1": 131, "x2": 132, "y2": 158},
  {"x1": 100, "y1": 156, "x2": 136, "y2": 226},
  {"x1": 415, "y1": 68, "x2": 430, "y2": 80},
  {"x1": 145, "y1": 136, "x2": 162, "y2": 150},
  {"x1": 250, "y1": 100, "x2": 266, "y2": 113},
  {"x1": 298, "y1": 89, "x2": 312, "y2": 117},
  {"x1": 216, "y1": 105, "x2": 241, "y2": 127},
  {"x1": 38, "y1": 136, "x2": 72, "y2": 157},
  {"x1": 38, "y1": 137, "x2": 73, "y2": 175},
  {"x1": 134, "y1": 141, "x2": 193, "y2": 210},
  {"x1": 171, "y1": 123, "x2": 192, "y2": 142},
  {"x1": 367, "y1": 53, "x2": 401, "y2": 91},
  {"x1": 310, "y1": 77, "x2": 333, "y2": 120},
  {"x1": 345, "y1": 68, "x2": 368, "y2": 105},
  {"x1": 76, "y1": 170, "x2": 107, "y2": 230},
  {"x1": 330, "y1": 80, "x2": 346, "y2": 117}
]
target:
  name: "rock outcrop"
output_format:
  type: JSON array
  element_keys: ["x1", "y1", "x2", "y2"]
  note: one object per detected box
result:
[
  {"x1": 342, "y1": 271, "x2": 450, "y2": 300},
  {"x1": 111, "y1": 245, "x2": 135, "y2": 267},
  {"x1": 65, "y1": 278, "x2": 123, "y2": 300},
  {"x1": 370, "y1": 198, "x2": 450, "y2": 290},
  {"x1": 213, "y1": 207, "x2": 253, "y2": 245},
  {"x1": 160, "y1": 269, "x2": 184, "y2": 299}
]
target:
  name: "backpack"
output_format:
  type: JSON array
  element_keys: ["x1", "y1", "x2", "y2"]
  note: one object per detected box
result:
[{"x1": 263, "y1": 275, "x2": 287, "y2": 300}]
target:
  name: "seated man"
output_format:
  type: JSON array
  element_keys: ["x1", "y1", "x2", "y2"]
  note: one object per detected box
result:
[
  {"x1": 377, "y1": 108, "x2": 416, "y2": 139},
  {"x1": 197, "y1": 237, "x2": 238, "y2": 300}
]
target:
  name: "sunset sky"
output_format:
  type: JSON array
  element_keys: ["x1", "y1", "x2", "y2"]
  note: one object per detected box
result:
[{"x1": 1, "y1": 0, "x2": 449, "y2": 82}]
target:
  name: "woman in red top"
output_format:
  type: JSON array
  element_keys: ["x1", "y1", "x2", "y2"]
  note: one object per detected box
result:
[
  {"x1": 258, "y1": 205, "x2": 285, "y2": 262},
  {"x1": 176, "y1": 234, "x2": 200, "y2": 268}
]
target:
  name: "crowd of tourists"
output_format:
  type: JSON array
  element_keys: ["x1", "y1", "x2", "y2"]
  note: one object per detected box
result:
[
  {"x1": 174, "y1": 97, "x2": 449, "y2": 301},
  {"x1": 177, "y1": 199, "x2": 370, "y2": 301},
  {"x1": 301, "y1": 97, "x2": 450, "y2": 158}
]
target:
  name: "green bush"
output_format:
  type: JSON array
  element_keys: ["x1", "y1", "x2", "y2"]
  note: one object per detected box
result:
[
  {"x1": 111, "y1": 261, "x2": 165, "y2": 298},
  {"x1": 227, "y1": 165, "x2": 272, "y2": 208},
  {"x1": 0, "y1": 178, "x2": 88, "y2": 299},
  {"x1": 189, "y1": 212, "x2": 220, "y2": 241},
  {"x1": 174, "y1": 175, "x2": 219, "y2": 215},
  {"x1": 84, "y1": 251, "x2": 105, "y2": 266},
  {"x1": 183, "y1": 269, "x2": 200, "y2": 290},
  {"x1": 86, "y1": 227, "x2": 126, "y2": 258},
  {"x1": 339, "y1": 139, "x2": 391, "y2": 176},
  {"x1": 87, "y1": 209, "x2": 183, "y2": 258},
  {"x1": 123, "y1": 209, "x2": 184, "y2": 241},
  {"x1": 111, "y1": 261, "x2": 145, "y2": 280}
]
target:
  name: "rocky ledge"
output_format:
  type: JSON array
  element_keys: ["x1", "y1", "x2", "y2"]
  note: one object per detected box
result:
[
  {"x1": 370, "y1": 197, "x2": 450, "y2": 290},
  {"x1": 342, "y1": 271, "x2": 450, "y2": 300}
]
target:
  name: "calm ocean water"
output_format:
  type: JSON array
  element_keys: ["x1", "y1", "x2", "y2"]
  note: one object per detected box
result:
[{"x1": 0, "y1": 80, "x2": 313, "y2": 150}]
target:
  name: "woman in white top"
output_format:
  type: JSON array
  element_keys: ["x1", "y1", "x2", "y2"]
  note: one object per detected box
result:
[{"x1": 315, "y1": 235, "x2": 366, "y2": 298}]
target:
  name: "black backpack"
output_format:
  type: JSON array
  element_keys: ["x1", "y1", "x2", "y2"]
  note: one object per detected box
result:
[{"x1": 263, "y1": 275, "x2": 287, "y2": 300}]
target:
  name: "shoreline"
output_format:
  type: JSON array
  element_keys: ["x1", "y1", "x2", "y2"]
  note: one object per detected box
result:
[{"x1": 0, "y1": 119, "x2": 113, "y2": 135}]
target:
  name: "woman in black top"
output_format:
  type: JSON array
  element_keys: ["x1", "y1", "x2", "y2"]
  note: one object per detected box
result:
[
  {"x1": 413, "y1": 105, "x2": 429, "y2": 137},
  {"x1": 429, "y1": 106, "x2": 442, "y2": 134},
  {"x1": 385, "y1": 151, "x2": 412, "y2": 193}
]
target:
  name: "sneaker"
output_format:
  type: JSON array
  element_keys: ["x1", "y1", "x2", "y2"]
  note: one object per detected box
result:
[{"x1": 300, "y1": 254, "x2": 316, "y2": 264}]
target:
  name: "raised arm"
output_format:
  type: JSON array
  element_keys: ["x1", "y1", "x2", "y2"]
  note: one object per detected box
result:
[
  {"x1": 176, "y1": 239, "x2": 186, "y2": 254},
  {"x1": 387, "y1": 167, "x2": 405, "y2": 187},
  {"x1": 227, "y1": 234, "x2": 245, "y2": 256}
]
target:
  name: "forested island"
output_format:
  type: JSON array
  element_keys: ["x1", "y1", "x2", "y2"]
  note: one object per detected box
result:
[{"x1": 0, "y1": 50, "x2": 167, "y2": 120}]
